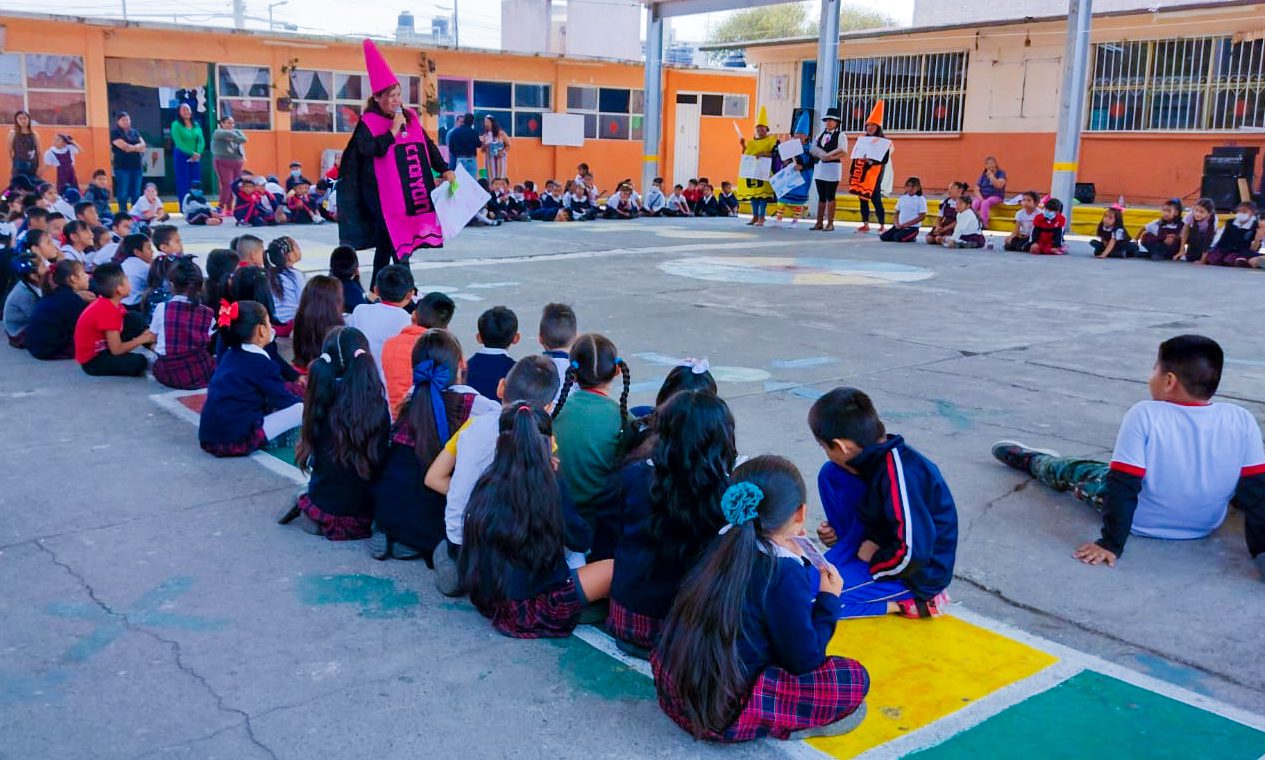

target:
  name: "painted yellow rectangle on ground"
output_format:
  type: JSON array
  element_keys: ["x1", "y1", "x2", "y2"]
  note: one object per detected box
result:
[{"x1": 809, "y1": 615, "x2": 1058, "y2": 758}]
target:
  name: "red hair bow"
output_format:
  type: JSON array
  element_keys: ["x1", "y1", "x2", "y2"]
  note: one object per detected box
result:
[{"x1": 216, "y1": 299, "x2": 239, "y2": 328}]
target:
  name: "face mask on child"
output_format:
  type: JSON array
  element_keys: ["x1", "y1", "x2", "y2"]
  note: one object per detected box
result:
[
  {"x1": 1043, "y1": 210, "x2": 1056, "y2": 220},
  {"x1": 290, "y1": 169, "x2": 301, "y2": 178},
  {"x1": 1236, "y1": 212, "x2": 1254, "y2": 225}
]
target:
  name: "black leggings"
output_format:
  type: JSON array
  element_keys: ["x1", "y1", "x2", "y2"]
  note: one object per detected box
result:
[
  {"x1": 82, "y1": 311, "x2": 148, "y2": 377},
  {"x1": 860, "y1": 187, "x2": 885, "y2": 225},
  {"x1": 815, "y1": 179, "x2": 839, "y2": 200}
]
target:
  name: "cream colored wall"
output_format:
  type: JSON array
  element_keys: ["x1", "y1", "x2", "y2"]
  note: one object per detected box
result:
[{"x1": 755, "y1": 61, "x2": 799, "y2": 132}]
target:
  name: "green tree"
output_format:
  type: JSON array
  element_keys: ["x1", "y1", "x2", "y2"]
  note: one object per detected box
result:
[{"x1": 705, "y1": 2, "x2": 893, "y2": 56}]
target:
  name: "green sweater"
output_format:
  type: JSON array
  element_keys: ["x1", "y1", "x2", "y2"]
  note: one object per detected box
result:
[
  {"x1": 170, "y1": 120, "x2": 205, "y2": 156},
  {"x1": 553, "y1": 390, "x2": 630, "y2": 512}
]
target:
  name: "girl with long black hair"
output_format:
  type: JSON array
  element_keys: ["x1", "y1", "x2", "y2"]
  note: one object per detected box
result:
[
  {"x1": 653, "y1": 455, "x2": 869, "y2": 742},
  {"x1": 608, "y1": 390, "x2": 736, "y2": 658},
  {"x1": 372, "y1": 329, "x2": 482, "y2": 561},
  {"x1": 285, "y1": 326, "x2": 390, "y2": 540},
  {"x1": 460, "y1": 404, "x2": 611, "y2": 638}
]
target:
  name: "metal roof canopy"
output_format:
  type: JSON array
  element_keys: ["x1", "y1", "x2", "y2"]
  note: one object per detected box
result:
[{"x1": 638, "y1": 0, "x2": 841, "y2": 197}]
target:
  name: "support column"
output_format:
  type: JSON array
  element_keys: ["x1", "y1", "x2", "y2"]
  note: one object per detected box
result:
[
  {"x1": 642, "y1": 6, "x2": 664, "y2": 197},
  {"x1": 1050, "y1": 0, "x2": 1092, "y2": 230},
  {"x1": 810, "y1": 0, "x2": 840, "y2": 207}
]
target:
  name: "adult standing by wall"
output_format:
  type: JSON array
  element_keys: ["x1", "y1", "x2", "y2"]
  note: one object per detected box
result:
[
  {"x1": 972, "y1": 156, "x2": 1008, "y2": 229},
  {"x1": 810, "y1": 107, "x2": 846, "y2": 232},
  {"x1": 339, "y1": 39, "x2": 454, "y2": 286},
  {"x1": 211, "y1": 115, "x2": 247, "y2": 216},
  {"x1": 8, "y1": 111, "x2": 41, "y2": 186},
  {"x1": 735, "y1": 106, "x2": 777, "y2": 226},
  {"x1": 170, "y1": 103, "x2": 205, "y2": 204},
  {"x1": 479, "y1": 115, "x2": 509, "y2": 180},
  {"x1": 110, "y1": 111, "x2": 146, "y2": 213},
  {"x1": 447, "y1": 113, "x2": 480, "y2": 179},
  {"x1": 848, "y1": 101, "x2": 893, "y2": 234}
]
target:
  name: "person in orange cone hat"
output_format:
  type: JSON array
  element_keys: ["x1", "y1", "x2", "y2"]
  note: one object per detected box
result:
[
  {"x1": 338, "y1": 39, "x2": 456, "y2": 286},
  {"x1": 735, "y1": 106, "x2": 777, "y2": 226},
  {"x1": 848, "y1": 100, "x2": 894, "y2": 234}
]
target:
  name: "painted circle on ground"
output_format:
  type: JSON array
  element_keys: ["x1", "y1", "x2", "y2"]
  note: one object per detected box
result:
[{"x1": 658, "y1": 256, "x2": 935, "y2": 285}]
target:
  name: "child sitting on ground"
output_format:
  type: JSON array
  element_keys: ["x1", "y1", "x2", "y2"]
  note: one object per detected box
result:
[
  {"x1": 27, "y1": 258, "x2": 93, "y2": 360},
  {"x1": 653, "y1": 455, "x2": 869, "y2": 742},
  {"x1": 3, "y1": 252, "x2": 46, "y2": 348},
  {"x1": 696, "y1": 182, "x2": 722, "y2": 217},
  {"x1": 664, "y1": 185, "x2": 690, "y2": 217},
  {"x1": 718, "y1": 181, "x2": 739, "y2": 217},
  {"x1": 1180, "y1": 198, "x2": 1217, "y2": 263},
  {"x1": 381, "y1": 291, "x2": 457, "y2": 414},
  {"x1": 284, "y1": 178, "x2": 324, "y2": 224},
  {"x1": 553, "y1": 333, "x2": 633, "y2": 559},
  {"x1": 83, "y1": 170, "x2": 113, "y2": 226},
  {"x1": 642, "y1": 178, "x2": 667, "y2": 217},
  {"x1": 520, "y1": 181, "x2": 540, "y2": 211},
  {"x1": 530, "y1": 181, "x2": 568, "y2": 222},
  {"x1": 235, "y1": 234, "x2": 265, "y2": 268},
  {"x1": 992, "y1": 335, "x2": 1265, "y2": 576},
  {"x1": 116, "y1": 233, "x2": 154, "y2": 308},
  {"x1": 1137, "y1": 198, "x2": 1184, "y2": 261},
  {"x1": 1205, "y1": 202, "x2": 1258, "y2": 267},
  {"x1": 285, "y1": 326, "x2": 390, "y2": 540},
  {"x1": 263, "y1": 237, "x2": 305, "y2": 334},
  {"x1": 1028, "y1": 198, "x2": 1067, "y2": 255},
  {"x1": 943, "y1": 195, "x2": 985, "y2": 249},
  {"x1": 604, "y1": 184, "x2": 641, "y2": 219},
  {"x1": 466, "y1": 306, "x2": 519, "y2": 400},
  {"x1": 234, "y1": 176, "x2": 283, "y2": 227},
  {"x1": 221, "y1": 265, "x2": 299, "y2": 383},
  {"x1": 538, "y1": 302, "x2": 577, "y2": 402},
  {"x1": 1091, "y1": 207, "x2": 1137, "y2": 259},
  {"x1": 564, "y1": 182, "x2": 596, "y2": 221},
  {"x1": 199, "y1": 300, "x2": 303, "y2": 457},
  {"x1": 608, "y1": 390, "x2": 735, "y2": 658},
  {"x1": 92, "y1": 215, "x2": 131, "y2": 267},
  {"x1": 346, "y1": 263, "x2": 414, "y2": 385},
  {"x1": 427, "y1": 356, "x2": 561, "y2": 595},
  {"x1": 203, "y1": 249, "x2": 239, "y2": 311},
  {"x1": 328, "y1": 245, "x2": 368, "y2": 311},
  {"x1": 59, "y1": 220, "x2": 94, "y2": 264},
  {"x1": 1003, "y1": 191, "x2": 1040, "y2": 252},
  {"x1": 150, "y1": 257, "x2": 216, "y2": 389},
  {"x1": 290, "y1": 275, "x2": 345, "y2": 371},
  {"x1": 924, "y1": 181, "x2": 965, "y2": 246},
  {"x1": 810, "y1": 387, "x2": 958, "y2": 618},
  {"x1": 459, "y1": 403, "x2": 612, "y2": 638},
  {"x1": 73, "y1": 262, "x2": 155, "y2": 377},
  {"x1": 373, "y1": 329, "x2": 494, "y2": 560},
  {"x1": 182, "y1": 181, "x2": 221, "y2": 226},
  {"x1": 879, "y1": 177, "x2": 927, "y2": 243},
  {"x1": 130, "y1": 183, "x2": 170, "y2": 226}
]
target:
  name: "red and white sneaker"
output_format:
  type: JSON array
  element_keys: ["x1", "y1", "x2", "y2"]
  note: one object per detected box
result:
[{"x1": 897, "y1": 592, "x2": 951, "y2": 619}]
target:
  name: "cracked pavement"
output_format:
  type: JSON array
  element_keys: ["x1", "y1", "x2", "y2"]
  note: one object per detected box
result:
[{"x1": 2, "y1": 218, "x2": 1263, "y2": 757}]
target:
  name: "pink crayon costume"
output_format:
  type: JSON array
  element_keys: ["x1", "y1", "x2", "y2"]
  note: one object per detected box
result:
[{"x1": 337, "y1": 39, "x2": 449, "y2": 286}]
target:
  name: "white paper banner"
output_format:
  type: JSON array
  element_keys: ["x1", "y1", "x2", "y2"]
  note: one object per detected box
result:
[
  {"x1": 431, "y1": 163, "x2": 492, "y2": 242},
  {"x1": 777, "y1": 139, "x2": 804, "y2": 162},
  {"x1": 738, "y1": 154, "x2": 772, "y2": 181},
  {"x1": 770, "y1": 164, "x2": 805, "y2": 198}
]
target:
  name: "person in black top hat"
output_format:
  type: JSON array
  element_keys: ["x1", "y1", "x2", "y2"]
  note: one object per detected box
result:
[{"x1": 810, "y1": 107, "x2": 848, "y2": 232}]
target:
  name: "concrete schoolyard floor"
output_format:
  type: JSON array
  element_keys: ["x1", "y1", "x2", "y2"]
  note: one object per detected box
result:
[{"x1": 4, "y1": 216, "x2": 1265, "y2": 759}]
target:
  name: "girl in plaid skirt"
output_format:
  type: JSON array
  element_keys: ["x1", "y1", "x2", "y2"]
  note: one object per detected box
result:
[
  {"x1": 286, "y1": 326, "x2": 391, "y2": 541},
  {"x1": 459, "y1": 404, "x2": 613, "y2": 639},
  {"x1": 608, "y1": 389, "x2": 735, "y2": 658},
  {"x1": 151, "y1": 257, "x2": 215, "y2": 390},
  {"x1": 653, "y1": 456, "x2": 869, "y2": 743}
]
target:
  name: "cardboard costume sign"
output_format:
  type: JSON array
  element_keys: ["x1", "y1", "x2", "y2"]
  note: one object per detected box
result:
[{"x1": 847, "y1": 136, "x2": 892, "y2": 201}]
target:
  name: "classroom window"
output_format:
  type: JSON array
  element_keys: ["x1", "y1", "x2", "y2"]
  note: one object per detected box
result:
[
  {"x1": 288, "y1": 68, "x2": 420, "y2": 133},
  {"x1": 218, "y1": 64, "x2": 272, "y2": 130},
  {"x1": 567, "y1": 85, "x2": 643, "y2": 140},
  {"x1": 1088, "y1": 36, "x2": 1265, "y2": 132},
  {"x1": 0, "y1": 53, "x2": 87, "y2": 126},
  {"x1": 471, "y1": 80, "x2": 550, "y2": 139},
  {"x1": 835, "y1": 51, "x2": 967, "y2": 133}
]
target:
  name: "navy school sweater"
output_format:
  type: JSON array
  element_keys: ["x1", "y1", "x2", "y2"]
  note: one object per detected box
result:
[
  {"x1": 304, "y1": 403, "x2": 391, "y2": 518},
  {"x1": 846, "y1": 435, "x2": 958, "y2": 599},
  {"x1": 736, "y1": 546, "x2": 841, "y2": 681},
  {"x1": 27, "y1": 287, "x2": 89, "y2": 360},
  {"x1": 198, "y1": 345, "x2": 302, "y2": 446}
]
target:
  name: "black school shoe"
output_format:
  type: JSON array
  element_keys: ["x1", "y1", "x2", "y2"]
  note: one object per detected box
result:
[{"x1": 991, "y1": 440, "x2": 1061, "y2": 475}]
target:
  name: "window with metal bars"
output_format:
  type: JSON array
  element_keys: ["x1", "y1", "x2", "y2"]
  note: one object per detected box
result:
[
  {"x1": 835, "y1": 52, "x2": 967, "y2": 133},
  {"x1": 1087, "y1": 36, "x2": 1265, "y2": 132}
]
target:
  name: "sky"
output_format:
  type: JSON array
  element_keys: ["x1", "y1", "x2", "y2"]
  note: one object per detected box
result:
[{"x1": 6, "y1": 0, "x2": 918, "y2": 49}]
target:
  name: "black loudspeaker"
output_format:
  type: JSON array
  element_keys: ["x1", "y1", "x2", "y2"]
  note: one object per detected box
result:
[
  {"x1": 1074, "y1": 182, "x2": 1096, "y2": 204},
  {"x1": 1200, "y1": 175, "x2": 1241, "y2": 211}
]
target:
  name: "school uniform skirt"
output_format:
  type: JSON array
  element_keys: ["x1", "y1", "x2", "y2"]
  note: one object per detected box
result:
[
  {"x1": 606, "y1": 599, "x2": 662, "y2": 650},
  {"x1": 153, "y1": 350, "x2": 215, "y2": 390},
  {"x1": 297, "y1": 493, "x2": 373, "y2": 541},
  {"x1": 478, "y1": 577, "x2": 585, "y2": 639},
  {"x1": 651, "y1": 653, "x2": 869, "y2": 743},
  {"x1": 201, "y1": 425, "x2": 268, "y2": 458}
]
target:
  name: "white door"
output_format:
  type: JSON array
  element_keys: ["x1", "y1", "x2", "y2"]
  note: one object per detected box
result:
[{"x1": 673, "y1": 97, "x2": 701, "y2": 187}]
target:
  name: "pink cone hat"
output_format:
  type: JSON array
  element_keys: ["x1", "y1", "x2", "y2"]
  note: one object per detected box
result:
[{"x1": 362, "y1": 38, "x2": 398, "y2": 95}]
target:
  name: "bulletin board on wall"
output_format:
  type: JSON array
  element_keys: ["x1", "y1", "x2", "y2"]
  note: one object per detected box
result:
[{"x1": 542, "y1": 112, "x2": 585, "y2": 147}]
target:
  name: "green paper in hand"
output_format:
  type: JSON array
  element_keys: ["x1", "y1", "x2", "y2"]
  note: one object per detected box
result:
[{"x1": 449, "y1": 181, "x2": 459, "y2": 196}]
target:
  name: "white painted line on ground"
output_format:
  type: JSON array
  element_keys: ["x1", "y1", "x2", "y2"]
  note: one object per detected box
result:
[{"x1": 572, "y1": 625, "x2": 652, "y2": 678}]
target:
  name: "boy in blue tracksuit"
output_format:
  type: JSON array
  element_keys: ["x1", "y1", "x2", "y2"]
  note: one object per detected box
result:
[{"x1": 809, "y1": 387, "x2": 958, "y2": 619}]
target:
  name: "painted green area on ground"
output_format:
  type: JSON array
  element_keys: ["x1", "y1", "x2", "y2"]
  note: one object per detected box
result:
[
  {"x1": 549, "y1": 636, "x2": 656, "y2": 702},
  {"x1": 265, "y1": 444, "x2": 298, "y2": 467},
  {"x1": 295, "y1": 574, "x2": 420, "y2": 619},
  {"x1": 908, "y1": 670, "x2": 1265, "y2": 760}
]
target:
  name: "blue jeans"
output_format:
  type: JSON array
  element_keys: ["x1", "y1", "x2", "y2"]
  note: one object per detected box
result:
[
  {"x1": 455, "y1": 156, "x2": 478, "y2": 178},
  {"x1": 751, "y1": 198, "x2": 769, "y2": 219},
  {"x1": 114, "y1": 167, "x2": 143, "y2": 212},
  {"x1": 818, "y1": 462, "x2": 914, "y2": 618},
  {"x1": 173, "y1": 149, "x2": 201, "y2": 203}
]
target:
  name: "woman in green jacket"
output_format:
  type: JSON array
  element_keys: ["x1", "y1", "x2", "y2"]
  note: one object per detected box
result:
[{"x1": 170, "y1": 103, "x2": 205, "y2": 203}]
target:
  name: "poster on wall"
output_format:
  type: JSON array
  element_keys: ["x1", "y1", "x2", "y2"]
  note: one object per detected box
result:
[
  {"x1": 770, "y1": 74, "x2": 789, "y2": 101},
  {"x1": 542, "y1": 113, "x2": 585, "y2": 147},
  {"x1": 143, "y1": 147, "x2": 165, "y2": 177}
]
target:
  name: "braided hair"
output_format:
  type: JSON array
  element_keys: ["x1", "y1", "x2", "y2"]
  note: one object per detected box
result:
[
  {"x1": 553, "y1": 333, "x2": 631, "y2": 439},
  {"x1": 264, "y1": 236, "x2": 297, "y2": 298}
]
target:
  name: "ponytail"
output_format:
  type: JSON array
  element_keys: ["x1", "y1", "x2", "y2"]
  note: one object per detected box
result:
[
  {"x1": 615, "y1": 357, "x2": 631, "y2": 441},
  {"x1": 216, "y1": 299, "x2": 268, "y2": 349},
  {"x1": 656, "y1": 455, "x2": 807, "y2": 737},
  {"x1": 553, "y1": 333, "x2": 629, "y2": 441},
  {"x1": 264, "y1": 236, "x2": 294, "y2": 298},
  {"x1": 400, "y1": 329, "x2": 464, "y2": 465},
  {"x1": 552, "y1": 361, "x2": 578, "y2": 420},
  {"x1": 295, "y1": 326, "x2": 387, "y2": 480}
]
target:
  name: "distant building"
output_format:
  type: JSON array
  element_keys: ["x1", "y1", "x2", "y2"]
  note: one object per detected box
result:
[
  {"x1": 501, "y1": 0, "x2": 639, "y2": 60},
  {"x1": 913, "y1": 0, "x2": 1165, "y2": 26}
]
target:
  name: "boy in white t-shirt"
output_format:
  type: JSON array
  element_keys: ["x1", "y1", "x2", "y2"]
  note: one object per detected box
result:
[
  {"x1": 992, "y1": 335, "x2": 1265, "y2": 576},
  {"x1": 879, "y1": 177, "x2": 928, "y2": 243},
  {"x1": 346, "y1": 264, "x2": 414, "y2": 385},
  {"x1": 424, "y1": 356, "x2": 561, "y2": 595},
  {"x1": 1004, "y1": 191, "x2": 1041, "y2": 252}
]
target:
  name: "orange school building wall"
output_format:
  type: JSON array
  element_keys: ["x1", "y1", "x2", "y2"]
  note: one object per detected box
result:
[{"x1": 0, "y1": 14, "x2": 755, "y2": 195}]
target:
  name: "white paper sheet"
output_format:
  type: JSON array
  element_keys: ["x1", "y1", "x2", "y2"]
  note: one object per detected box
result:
[
  {"x1": 778, "y1": 139, "x2": 804, "y2": 161},
  {"x1": 738, "y1": 154, "x2": 772, "y2": 181},
  {"x1": 430, "y1": 163, "x2": 491, "y2": 242},
  {"x1": 770, "y1": 164, "x2": 805, "y2": 198}
]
